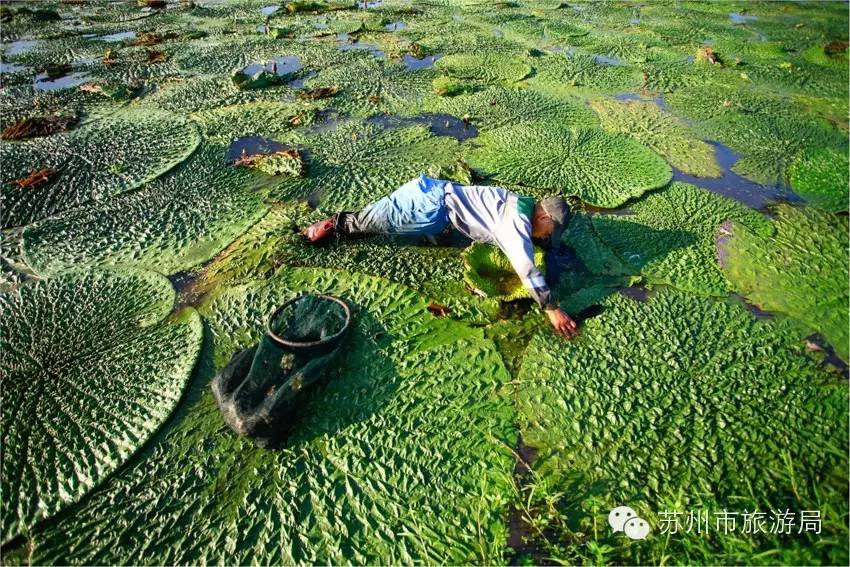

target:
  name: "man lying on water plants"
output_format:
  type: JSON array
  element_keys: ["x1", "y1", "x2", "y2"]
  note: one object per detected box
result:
[{"x1": 302, "y1": 174, "x2": 577, "y2": 338}]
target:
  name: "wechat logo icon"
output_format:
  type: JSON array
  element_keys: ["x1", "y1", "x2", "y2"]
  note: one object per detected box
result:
[{"x1": 609, "y1": 506, "x2": 650, "y2": 540}]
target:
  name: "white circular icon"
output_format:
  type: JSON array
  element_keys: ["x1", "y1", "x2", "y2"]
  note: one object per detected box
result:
[
  {"x1": 608, "y1": 506, "x2": 637, "y2": 532},
  {"x1": 623, "y1": 516, "x2": 650, "y2": 540}
]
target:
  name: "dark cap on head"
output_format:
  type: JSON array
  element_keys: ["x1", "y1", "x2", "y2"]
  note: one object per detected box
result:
[{"x1": 540, "y1": 196, "x2": 570, "y2": 247}]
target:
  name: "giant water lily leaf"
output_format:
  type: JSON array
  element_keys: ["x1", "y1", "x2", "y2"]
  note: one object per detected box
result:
[
  {"x1": 517, "y1": 287, "x2": 848, "y2": 562},
  {"x1": 0, "y1": 268, "x2": 202, "y2": 543},
  {"x1": 666, "y1": 85, "x2": 847, "y2": 187},
  {"x1": 573, "y1": 182, "x2": 772, "y2": 297},
  {"x1": 529, "y1": 51, "x2": 644, "y2": 93},
  {"x1": 435, "y1": 53, "x2": 532, "y2": 84},
  {"x1": 1, "y1": 108, "x2": 200, "y2": 228},
  {"x1": 276, "y1": 120, "x2": 459, "y2": 210},
  {"x1": 462, "y1": 241, "x2": 545, "y2": 301},
  {"x1": 718, "y1": 204, "x2": 849, "y2": 359},
  {"x1": 465, "y1": 122, "x2": 672, "y2": 208},
  {"x1": 787, "y1": 147, "x2": 849, "y2": 212},
  {"x1": 303, "y1": 53, "x2": 434, "y2": 117},
  {"x1": 31, "y1": 268, "x2": 516, "y2": 564},
  {"x1": 190, "y1": 100, "x2": 321, "y2": 142},
  {"x1": 590, "y1": 99, "x2": 721, "y2": 178},
  {"x1": 21, "y1": 144, "x2": 269, "y2": 276},
  {"x1": 423, "y1": 86, "x2": 598, "y2": 132}
]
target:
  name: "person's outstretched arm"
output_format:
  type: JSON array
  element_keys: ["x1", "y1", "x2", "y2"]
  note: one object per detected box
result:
[{"x1": 497, "y1": 221, "x2": 578, "y2": 339}]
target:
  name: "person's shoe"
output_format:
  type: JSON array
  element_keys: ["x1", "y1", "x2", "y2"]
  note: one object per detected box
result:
[{"x1": 302, "y1": 217, "x2": 336, "y2": 243}]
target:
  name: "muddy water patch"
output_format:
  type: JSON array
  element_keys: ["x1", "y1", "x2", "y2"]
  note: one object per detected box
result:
[
  {"x1": 366, "y1": 112, "x2": 478, "y2": 142},
  {"x1": 95, "y1": 31, "x2": 137, "y2": 42},
  {"x1": 402, "y1": 53, "x2": 443, "y2": 70},
  {"x1": 593, "y1": 53, "x2": 624, "y2": 66},
  {"x1": 336, "y1": 33, "x2": 384, "y2": 58},
  {"x1": 672, "y1": 141, "x2": 803, "y2": 211},
  {"x1": 226, "y1": 136, "x2": 289, "y2": 163},
  {"x1": 385, "y1": 21, "x2": 406, "y2": 32},
  {"x1": 33, "y1": 71, "x2": 91, "y2": 91},
  {"x1": 4, "y1": 39, "x2": 39, "y2": 56},
  {"x1": 241, "y1": 55, "x2": 301, "y2": 78},
  {"x1": 261, "y1": 5, "x2": 280, "y2": 16}
]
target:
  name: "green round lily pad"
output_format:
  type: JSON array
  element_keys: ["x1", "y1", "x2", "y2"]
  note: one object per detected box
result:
[
  {"x1": 465, "y1": 122, "x2": 672, "y2": 208},
  {"x1": 0, "y1": 268, "x2": 203, "y2": 543}
]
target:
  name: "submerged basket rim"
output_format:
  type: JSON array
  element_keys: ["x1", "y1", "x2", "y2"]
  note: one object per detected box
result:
[{"x1": 265, "y1": 293, "x2": 351, "y2": 349}]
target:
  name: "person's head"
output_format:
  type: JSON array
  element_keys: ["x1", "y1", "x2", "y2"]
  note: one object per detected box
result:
[{"x1": 531, "y1": 196, "x2": 571, "y2": 247}]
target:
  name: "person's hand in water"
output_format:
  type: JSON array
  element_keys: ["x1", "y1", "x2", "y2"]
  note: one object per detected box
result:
[{"x1": 545, "y1": 306, "x2": 578, "y2": 339}]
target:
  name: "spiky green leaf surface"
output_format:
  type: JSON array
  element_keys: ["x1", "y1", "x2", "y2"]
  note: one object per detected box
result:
[
  {"x1": 304, "y1": 53, "x2": 435, "y2": 117},
  {"x1": 718, "y1": 204, "x2": 849, "y2": 359},
  {"x1": 517, "y1": 287, "x2": 849, "y2": 563},
  {"x1": 186, "y1": 204, "x2": 499, "y2": 324},
  {"x1": 462, "y1": 241, "x2": 545, "y2": 300},
  {"x1": 580, "y1": 182, "x2": 771, "y2": 296},
  {"x1": 21, "y1": 145, "x2": 268, "y2": 276},
  {"x1": 190, "y1": 101, "x2": 321, "y2": 142},
  {"x1": 276, "y1": 120, "x2": 459, "y2": 210},
  {"x1": 787, "y1": 147, "x2": 849, "y2": 212},
  {"x1": 666, "y1": 84, "x2": 847, "y2": 186},
  {"x1": 590, "y1": 99, "x2": 721, "y2": 177},
  {"x1": 529, "y1": 51, "x2": 644, "y2": 93},
  {"x1": 0, "y1": 268, "x2": 202, "y2": 543},
  {"x1": 423, "y1": 86, "x2": 598, "y2": 131},
  {"x1": 1, "y1": 109, "x2": 200, "y2": 228},
  {"x1": 465, "y1": 122, "x2": 672, "y2": 208},
  {"x1": 435, "y1": 53, "x2": 531, "y2": 85},
  {"x1": 32, "y1": 268, "x2": 516, "y2": 565}
]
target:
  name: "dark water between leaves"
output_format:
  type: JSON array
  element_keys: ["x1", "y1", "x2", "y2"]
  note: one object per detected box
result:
[
  {"x1": 402, "y1": 53, "x2": 443, "y2": 70},
  {"x1": 366, "y1": 113, "x2": 479, "y2": 142},
  {"x1": 671, "y1": 142, "x2": 804, "y2": 211},
  {"x1": 336, "y1": 33, "x2": 384, "y2": 59},
  {"x1": 611, "y1": 92, "x2": 802, "y2": 211},
  {"x1": 241, "y1": 55, "x2": 302, "y2": 78},
  {"x1": 33, "y1": 71, "x2": 91, "y2": 91},
  {"x1": 226, "y1": 136, "x2": 289, "y2": 163}
]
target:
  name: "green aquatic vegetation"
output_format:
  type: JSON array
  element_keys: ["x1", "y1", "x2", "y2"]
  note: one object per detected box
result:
[
  {"x1": 31, "y1": 268, "x2": 516, "y2": 565},
  {"x1": 275, "y1": 120, "x2": 459, "y2": 211},
  {"x1": 638, "y1": 51, "x2": 725, "y2": 92},
  {"x1": 1, "y1": 108, "x2": 200, "y2": 228},
  {"x1": 718, "y1": 204, "x2": 849, "y2": 359},
  {"x1": 190, "y1": 100, "x2": 320, "y2": 142},
  {"x1": 304, "y1": 53, "x2": 434, "y2": 116},
  {"x1": 581, "y1": 182, "x2": 772, "y2": 297},
  {"x1": 0, "y1": 267, "x2": 202, "y2": 543},
  {"x1": 590, "y1": 99, "x2": 721, "y2": 177},
  {"x1": 432, "y1": 76, "x2": 475, "y2": 97},
  {"x1": 465, "y1": 122, "x2": 671, "y2": 208},
  {"x1": 435, "y1": 53, "x2": 532, "y2": 85},
  {"x1": 423, "y1": 86, "x2": 598, "y2": 131},
  {"x1": 21, "y1": 144, "x2": 269, "y2": 277},
  {"x1": 462, "y1": 241, "x2": 545, "y2": 301},
  {"x1": 190, "y1": 203, "x2": 498, "y2": 323},
  {"x1": 146, "y1": 74, "x2": 296, "y2": 113},
  {"x1": 530, "y1": 50, "x2": 644, "y2": 93},
  {"x1": 516, "y1": 287, "x2": 849, "y2": 565},
  {"x1": 666, "y1": 84, "x2": 847, "y2": 186},
  {"x1": 787, "y1": 147, "x2": 849, "y2": 212}
]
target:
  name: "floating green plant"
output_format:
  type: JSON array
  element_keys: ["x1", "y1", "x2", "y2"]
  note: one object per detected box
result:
[
  {"x1": 718, "y1": 204, "x2": 849, "y2": 359},
  {"x1": 517, "y1": 287, "x2": 849, "y2": 564},
  {"x1": 1, "y1": 108, "x2": 200, "y2": 228},
  {"x1": 0, "y1": 268, "x2": 202, "y2": 543},
  {"x1": 465, "y1": 122, "x2": 672, "y2": 208},
  {"x1": 31, "y1": 268, "x2": 516, "y2": 565},
  {"x1": 462, "y1": 241, "x2": 545, "y2": 300},
  {"x1": 574, "y1": 182, "x2": 771, "y2": 297},
  {"x1": 590, "y1": 99, "x2": 721, "y2": 178},
  {"x1": 787, "y1": 147, "x2": 849, "y2": 212}
]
